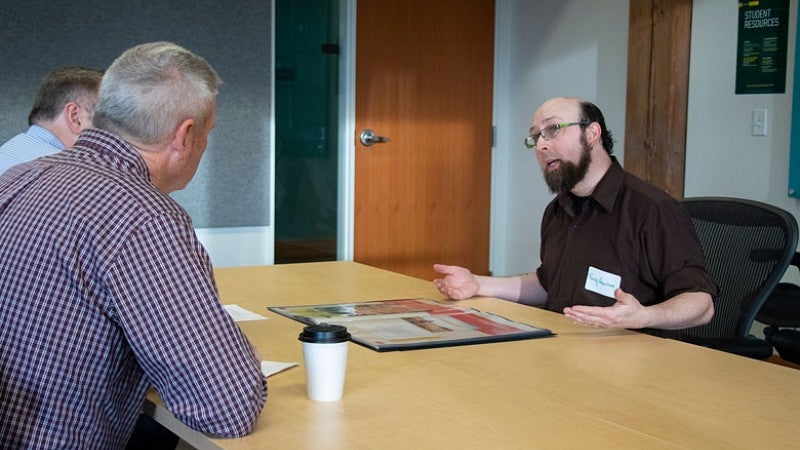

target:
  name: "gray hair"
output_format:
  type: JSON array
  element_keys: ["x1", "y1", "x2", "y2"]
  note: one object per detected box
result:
[{"x1": 93, "y1": 42, "x2": 222, "y2": 145}]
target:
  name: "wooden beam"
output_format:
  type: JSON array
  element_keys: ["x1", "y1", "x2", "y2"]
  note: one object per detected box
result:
[{"x1": 625, "y1": 0, "x2": 692, "y2": 198}]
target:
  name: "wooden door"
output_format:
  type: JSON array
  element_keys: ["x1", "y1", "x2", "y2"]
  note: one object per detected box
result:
[{"x1": 354, "y1": 0, "x2": 494, "y2": 280}]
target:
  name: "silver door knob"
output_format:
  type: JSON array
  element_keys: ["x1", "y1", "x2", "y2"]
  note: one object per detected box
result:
[{"x1": 360, "y1": 129, "x2": 390, "y2": 147}]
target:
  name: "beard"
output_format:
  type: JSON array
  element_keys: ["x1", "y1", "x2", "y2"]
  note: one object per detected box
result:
[{"x1": 543, "y1": 135, "x2": 592, "y2": 194}]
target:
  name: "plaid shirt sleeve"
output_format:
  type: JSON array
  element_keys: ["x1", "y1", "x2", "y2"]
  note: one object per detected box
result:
[{"x1": 106, "y1": 214, "x2": 267, "y2": 437}]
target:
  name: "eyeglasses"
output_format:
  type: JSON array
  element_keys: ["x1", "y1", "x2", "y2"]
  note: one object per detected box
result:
[{"x1": 524, "y1": 121, "x2": 589, "y2": 150}]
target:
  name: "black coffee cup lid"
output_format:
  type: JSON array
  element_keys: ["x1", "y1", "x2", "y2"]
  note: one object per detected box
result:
[{"x1": 298, "y1": 323, "x2": 351, "y2": 343}]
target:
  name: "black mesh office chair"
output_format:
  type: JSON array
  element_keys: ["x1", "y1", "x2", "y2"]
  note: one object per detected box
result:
[
  {"x1": 756, "y1": 252, "x2": 800, "y2": 364},
  {"x1": 678, "y1": 197, "x2": 798, "y2": 359}
]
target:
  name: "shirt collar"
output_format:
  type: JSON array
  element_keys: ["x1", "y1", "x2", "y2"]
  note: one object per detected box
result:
[
  {"x1": 72, "y1": 128, "x2": 152, "y2": 181},
  {"x1": 590, "y1": 156, "x2": 624, "y2": 212},
  {"x1": 555, "y1": 156, "x2": 624, "y2": 215},
  {"x1": 27, "y1": 124, "x2": 64, "y2": 150}
]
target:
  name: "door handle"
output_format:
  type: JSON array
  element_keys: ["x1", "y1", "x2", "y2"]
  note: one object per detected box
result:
[{"x1": 360, "y1": 129, "x2": 390, "y2": 147}]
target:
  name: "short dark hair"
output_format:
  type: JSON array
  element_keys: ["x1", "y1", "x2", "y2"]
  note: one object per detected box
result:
[
  {"x1": 27, "y1": 66, "x2": 104, "y2": 126},
  {"x1": 579, "y1": 100, "x2": 614, "y2": 154}
]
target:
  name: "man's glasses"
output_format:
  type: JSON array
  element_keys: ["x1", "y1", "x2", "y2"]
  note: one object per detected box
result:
[{"x1": 524, "y1": 121, "x2": 588, "y2": 150}]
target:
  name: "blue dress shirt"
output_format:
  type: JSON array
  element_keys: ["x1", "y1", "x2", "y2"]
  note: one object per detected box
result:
[{"x1": 0, "y1": 125, "x2": 64, "y2": 174}]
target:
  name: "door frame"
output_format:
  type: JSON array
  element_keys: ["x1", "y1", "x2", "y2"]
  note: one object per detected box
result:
[{"x1": 336, "y1": 0, "x2": 357, "y2": 261}]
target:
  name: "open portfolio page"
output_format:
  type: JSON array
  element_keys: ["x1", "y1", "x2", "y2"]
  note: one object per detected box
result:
[{"x1": 270, "y1": 298, "x2": 554, "y2": 351}]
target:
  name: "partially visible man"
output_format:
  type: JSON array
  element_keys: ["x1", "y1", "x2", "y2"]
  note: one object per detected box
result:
[
  {"x1": 0, "y1": 42, "x2": 267, "y2": 448},
  {"x1": 434, "y1": 97, "x2": 718, "y2": 337},
  {"x1": 0, "y1": 66, "x2": 103, "y2": 174}
]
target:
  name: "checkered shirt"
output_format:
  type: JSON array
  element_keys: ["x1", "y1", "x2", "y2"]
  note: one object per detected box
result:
[{"x1": 0, "y1": 129, "x2": 267, "y2": 449}]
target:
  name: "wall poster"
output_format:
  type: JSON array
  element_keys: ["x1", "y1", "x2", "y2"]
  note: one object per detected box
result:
[{"x1": 736, "y1": 0, "x2": 789, "y2": 94}]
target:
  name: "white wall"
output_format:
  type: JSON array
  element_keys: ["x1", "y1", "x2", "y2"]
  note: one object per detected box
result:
[
  {"x1": 687, "y1": 0, "x2": 798, "y2": 215},
  {"x1": 491, "y1": 0, "x2": 630, "y2": 276},
  {"x1": 688, "y1": 2, "x2": 800, "y2": 330},
  {"x1": 195, "y1": 227, "x2": 272, "y2": 268}
]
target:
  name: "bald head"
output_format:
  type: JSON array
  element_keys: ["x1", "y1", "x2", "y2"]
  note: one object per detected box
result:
[
  {"x1": 533, "y1": 97, "x2": 582, "y2": 120},
  {"x1": 532, "y1": 97, "x2": 614, "y2": 154}
]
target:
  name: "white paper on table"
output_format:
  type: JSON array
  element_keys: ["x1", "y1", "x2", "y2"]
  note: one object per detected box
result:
[
  {"x1": 223, "y1": 304, "x2": 268, "y2": 322},
  {"x1": 261, "y1": 360, "x2": 298, "y2": 377}
]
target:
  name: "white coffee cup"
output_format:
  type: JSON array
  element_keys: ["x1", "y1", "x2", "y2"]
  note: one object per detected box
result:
[{"x1": 299, "y1": 323, "x2": 351, "y2": 401}]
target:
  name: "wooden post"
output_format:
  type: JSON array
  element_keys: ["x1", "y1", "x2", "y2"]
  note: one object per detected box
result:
[{"x1": 625, "y1": 0, "x2": 692, "y2": 199}]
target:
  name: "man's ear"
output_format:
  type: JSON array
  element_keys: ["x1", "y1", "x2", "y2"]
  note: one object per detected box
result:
[
  {"x1": 63, "y1": 102, "x2": 83, "y2": 134},
  {"x1": 586, "y1": 121, "x2": 603, "y2": 147},
  {"x1": 170, "y1": 118, "x2": 195, "y2": 159}
]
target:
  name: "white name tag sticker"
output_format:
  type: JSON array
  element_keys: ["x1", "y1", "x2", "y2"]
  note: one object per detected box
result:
[{"x1": 584, "y1": 266, "x2": 621, "y2": 299}]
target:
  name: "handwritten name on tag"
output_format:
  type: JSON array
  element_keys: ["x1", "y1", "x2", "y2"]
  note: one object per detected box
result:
[{"x1": 584, "y1": 266, "x2": 621, "y2": 299}]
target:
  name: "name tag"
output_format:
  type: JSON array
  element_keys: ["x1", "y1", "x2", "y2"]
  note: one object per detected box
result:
[{"x1": 585, "y1": 266, "x2": 621, "y2": 299}]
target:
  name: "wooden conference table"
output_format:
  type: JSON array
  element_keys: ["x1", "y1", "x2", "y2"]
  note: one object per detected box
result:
[{"x1": 145, "y1": 261, "x2": 800, "y2": 449}]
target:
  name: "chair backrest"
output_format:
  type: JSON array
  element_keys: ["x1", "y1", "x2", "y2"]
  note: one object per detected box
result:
[{"x1": 680, "y1": 197, "x2": 798, "y2": 341}]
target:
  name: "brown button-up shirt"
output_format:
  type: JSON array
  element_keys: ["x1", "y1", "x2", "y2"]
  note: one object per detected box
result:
[{"x1": 537, "y1": 159, "x2": 718, "y2": 316}]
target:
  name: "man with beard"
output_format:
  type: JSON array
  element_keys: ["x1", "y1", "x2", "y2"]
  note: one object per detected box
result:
[{"x1": 433, "y1": 97, "x2": 718, "y2": 337}]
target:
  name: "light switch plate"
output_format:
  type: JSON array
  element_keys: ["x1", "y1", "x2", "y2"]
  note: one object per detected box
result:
[{"x1": 752, "y1": 109, "x2": 767, "y2": 136}]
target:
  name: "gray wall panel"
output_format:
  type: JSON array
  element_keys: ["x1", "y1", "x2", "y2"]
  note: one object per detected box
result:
[{"x1": 0, "y1": 0, "x2": 271, "y2": 227}]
